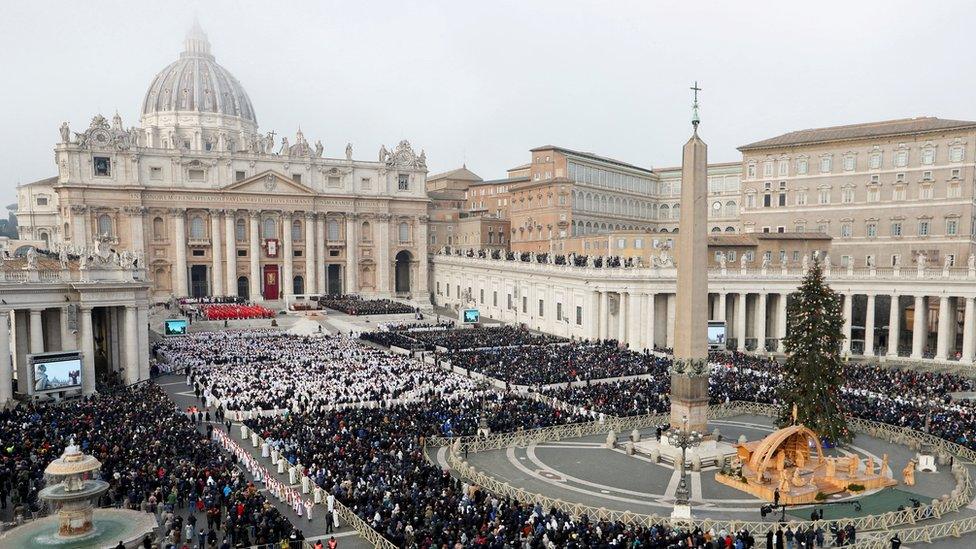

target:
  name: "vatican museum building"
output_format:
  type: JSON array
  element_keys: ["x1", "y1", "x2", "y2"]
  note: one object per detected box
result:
[{"x1": 23, "y1": 22, "x2": 430, "y2": 302}]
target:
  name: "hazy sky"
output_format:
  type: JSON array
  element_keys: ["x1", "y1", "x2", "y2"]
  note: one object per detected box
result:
[{"x1": 2, "y1": 0, "x2": 974, "y2": 203}]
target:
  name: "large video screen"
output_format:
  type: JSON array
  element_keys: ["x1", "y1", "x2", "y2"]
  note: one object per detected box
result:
[
  {"x1": 164, "y1": 318, "x2": 188, "y2": 336},
  {"x1": 462, "y1": 309, "x2": 480, "y2": 324},
  {"x1": 30, "y1": 352, "x2": 82, "y2": 394},
  {"x1": 707, "y1": 321, "x2": 726, "y2": 348}
]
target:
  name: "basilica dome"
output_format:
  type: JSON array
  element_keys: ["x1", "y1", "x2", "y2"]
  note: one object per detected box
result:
[{"x1": 140, "y1": 21, "x2": 257, "y2": 132}]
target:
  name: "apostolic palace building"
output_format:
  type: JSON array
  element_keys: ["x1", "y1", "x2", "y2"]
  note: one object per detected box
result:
[{"x1": 14, "y1": 22, "x2": 430, "y2": 303}]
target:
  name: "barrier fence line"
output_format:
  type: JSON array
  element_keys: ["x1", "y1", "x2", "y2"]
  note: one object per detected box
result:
[
  {"x1": 234, "y1": 427, "x2": 396, "y2": 549},
  {"x1": 430, "y1": 401, "x2": 975, "y2": 541}
]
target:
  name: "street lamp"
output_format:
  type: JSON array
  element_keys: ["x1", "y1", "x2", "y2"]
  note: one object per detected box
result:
[{"x1": 666, "y1": 415, "x2": 703, "y2": 511}]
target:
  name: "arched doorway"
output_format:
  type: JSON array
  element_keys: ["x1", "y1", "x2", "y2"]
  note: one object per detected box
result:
[
  {"x1": 395, "y1": 250, "x2": 412, "y2": 294},
  {"x1": 237, "y1": 276, "x2": 249, "y2": 299},
  {"x1": 293, "y1": 275, "x2": 305, "y2": 295}
]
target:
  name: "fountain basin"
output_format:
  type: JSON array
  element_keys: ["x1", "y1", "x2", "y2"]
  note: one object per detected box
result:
[{"x1": 0, "y1": 508, "x2": 157, "y2": 548}]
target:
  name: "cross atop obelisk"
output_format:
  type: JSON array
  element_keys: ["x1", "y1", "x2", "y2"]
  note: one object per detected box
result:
[
  {"x1": 690, "y1": 81, "x2": 701, "y2": 132},
  {"x1": 670, "y1": 82, "x2": 710, "y2": 434}
]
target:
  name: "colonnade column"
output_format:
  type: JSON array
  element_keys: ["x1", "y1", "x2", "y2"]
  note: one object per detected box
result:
[
  {"x1": 224, "y1": 211, "x2": 237, "y2": 296},
  {"x1": 715, "y1": 292, "x2": 726, "y2": 322},
  {"x1": 960, "y1": 297, "x2": 975, "y2": 363},
  {"x1": 345, "y1": 215, "x2": 358, "y2": 294},
  {"x1": 756, "y1": 293, "x2": 767, "y2": 352},
  {"x1": 79, "y1": 306, "x2": 95, "y2": 396},
  {"x1": 124, "y1": 306, "x2": 139, "y2": 384},
  {"x1": 249, "y1": 211, "x2": 262, "y2": 301},
  {"x1": 841, "y1": 293, "x2": 852, "y2": 355},
  {"x1": 631, "y1": 292, "x2": 644, "y2": 349},
  {"x1": 315, "y1": 214, "x2": 326, "y2": 294},
  {"x1": 210, "y1": 210, "x2": 223, "y2": 296},
  {"x1": 666, "y1": 294, "x2": 676, "y2": 350},
  {"x1": 887, "y1": 295, "x2": 901, "y2": 358},
  {"x1": 137, "y1": 305, "x2": 150, "y2": 381},
  {"x1": 29, "y1": 308, "x2": 44, "y2": 355},
  {"x1": 305, "y1": 213, "x2": 317, "y2": 295},
  {"x1": 599, "y1": 291, "x2": 609, "y2": 341},
  {"x1": 282, "y1": 212, "x2": 294, "y2": 300},
  {"x1": 417, "y1": 216, "x2": 429, "y2": 300},
  {"x1": 0, "y1": 312, "x2": 11, "y2": 405},
  {"x1": 777, "y1": 293, "x2": 788, "y2": 352},
  {"x1": 736, "y1": 293, "x2": 747, "y2": 351},
  {"x1": 172, "y1": 209, "x2": 188, "y2": 297},
  {"x1": 911, "y1": 295, "x2": 926, "y2": 359},
  {"x1": 376, "y1": 214, "x2": 391, "y2": 294},
  {"x1": 618, "y1": 292, "x2": 628, "y2": 345},
  {"x1": 936, "y1": 296, "x2": 951, "y2": 361},
  {"x1": 645, "y1": 293, "x2": 656, "y2": 350},
  {"x1": 60, "y1": 306, "x2": 77, "y2": 351},
  {"x1": 588, "y1": 291, "x2": 600, "y2": 341},
  {"x1": 864, "y1": 294, "x2": 876, "y2": 356}
]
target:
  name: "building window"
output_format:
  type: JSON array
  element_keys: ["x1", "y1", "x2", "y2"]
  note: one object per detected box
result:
[
  {"x1": 763, "y1": 162, "x2": 773, "y2": 177},
  {"x1": 398, "y1": 222, "x2": 410, "y2": 243},
  {"x1": 819, "y1": 157, "x2": 832, "y2": 173},
  {"x1": 841, "y1": 255, "x2": 851, "y2": 267},
  {"x1": 398, "y1": 174, "x2": 410, "y2": 191},
  {"x1": 818, "y1": 189, "x2": 830, "y2": 204},
  {"x1": 292, "y1": 173, "x2": 302, "y2": 184},
  {"x1": 947, "y1": 218, "x2": 959, "y2": 235},
  {"x1": 763, "y1": 194, "x2": 771, "y2": 207},
  {"x1": 327, "y1": 176, "x2": 340, "y2": 188},
  {"x1": 842, "y1": 188, "x2": 854, "y2": 203},
  {"x1": 841, "y1": 223, "x2": 852, "y2": 238},
  {"x1": 153, "y1": 217, "x2": 165, "y2": 240},
  {"x1": 97, "y1": 214, "x2": 112, "y2": 235},
  {"x1": 235, "y1": 170, "x2": 246, "y2": 182},
  {"x1": 576, "y1": 306, "x2": 583, "y2": 325},
  {"x1": 188, "y1": 169, "x2": 205, "y2": 181},
  {"x1": 918, "y1": 220, "x2": 929, "y2": 236},
  {"x1": 93, "y1": 156, "x2": 111, "y2": 176},
  {"x1": 895, "y1": 172, "x2": 906, "y2": 183},
  {"x1": 921, "y1": 148, "x2": 935, "y2": 165},
  {"x1": 744, "y1": 251, "x2": 754, "y2": 262},
  {"x1": 235, "y1": 218, "x2": 246, "y2": 241},
  {"x1": 36, "y1": 196, "x2": 48, "y2": 206},
  {"x1": 795, "y1": 191, "x2": 807, "y2": 206},
  {"x1": 522, "y1": 296, "x2": 527, "y2": 313},
  {"x1": 190, "y1": 216, "x2": 205, "y2": 239},
  {"x1": 150, "y1": 166, "x2": 163, "y2": 180},
  {"x1": 947, "y1": 254, "x2": 956, "y2": 267},
  {"x1": 951, "y1": 146, "x2": 964, "y2": 163},
  {"x1": 617, "y1": 238, "x2": 625, "y2": 249},
  {"x1": 920, "y1": 185, "x2": 933, "y2": 200},
  {"x1": 843, "y1": 156, "x2": 855, "y2": 171},
  {"x1": 867, "y1": 187, "x2": 879, "y2": 202},
  {"x1": 778, "y1": 193, "x2": 786, "y2": 206},
  {"x1": 262, "y1": 218, "x2": 276, "y2": 239},
  {"x1": 327, "y1": 219, "x2": 340, "y2": 241},
  {"x1": 291, "y1": 219, "x2": 302, "y2": 241},
  {"x1": 747, "y1": 164, "x2": 756, "y2": 178},
  {"x1": 795, "y1": 223, "x2": 806, "y2": 232},
  {"x1": 891, "y1": 254, "x2": 900, "y2": 267},
  {"x1": 866, "y1": 222, "x2": 877, "y2": 238},
  {"x1": 869, "y1": 153, "x2": 882, "y2": 170},
  {"x1": 778, "y1": 160, "x2": 788, "y2": 176},
  {"x1": 895, "y1": 150, "x2": 908, "y2": 167},
  {"x1": 951, "y1": 168, "x2": 961, "y2": 179},
  {"x1": 922, "y1": 170, "x2": 933, "y2": 181},
  {"x1": 948, "y1": 183, "x2": 961, "y2": 198},
  {"x1": 893, "y1": 186, "x2": 906, "y2": 201},
  {"x1": 796, "y1": 159, "x2": 808, "y2": 175},
  {"x1": 891, "y1": 222, "x2": 902, "y2": 236}
]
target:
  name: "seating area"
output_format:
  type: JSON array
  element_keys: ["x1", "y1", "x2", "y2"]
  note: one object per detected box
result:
[
  {"x1": 317, "y1": 295, "x2": 416, "y2": 315},
  {"x1": 201, "y1": 303, "x2": 276, "y2": 320}
]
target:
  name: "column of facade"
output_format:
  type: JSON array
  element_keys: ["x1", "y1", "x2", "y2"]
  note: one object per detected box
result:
[
  {"x1": 172, "y1": 209, "x2": 188, "y2": 297},
  {"x1": 588, "y1": 291, "x2": 600, "y2": 341},
  {"x1": 962, "y1": 297, "x2": 975, "y2": 364},
  {"x1": 0, "y1": 311, "x2": 11, "y2": 405},
  {"x1": 911, "y1": 295, "x2": 927, "y2": 359},
  {"x1": 631, "y1": 292, "x2": 644, "y2": 349},
  {"x1": 755, "y1": 293, "x2": 767, "y2": 352},
  {"x1": 645, "y1": 293, "x2": 656, "y2": 350},
  {"x1": 376, "y1": 214, "x2": 391, "y2": 294},
  {"x1": 887, "y1": 295, "x2": 901, "y2": 358},
  {"x1": 345, "y1": 215, "x2": 358, "y2": 294},
  {"x1": 126, "y1": 206, "x2": 146, "y2": 256},
  {"x1": 210, "y1": 210, "x2": 223, "y2": 296},
  {"x1": 715, "y1": 292, "x2": 726, "y2": 322},
  {"x1": 224, "y1": 211, "x2": 237, "y2": 296},
  {"x1": 841, "y1": 293, "x2": 852, "y2": 355},
  {"x1": 71, "y1": 206, "x2": 88, "y2": 244},
  {"x1": 599, "y1": 290, "x2": 609, "y2": 341},
  {"x1": 249, "y1": 211, "x2": 262, "y2": 301},
  {"x1": 315, "y1": 214, "x2": 326, "y2": 294},
  {"x1": 304, "y1": 213, "x2": 317, "y2": 295},
  {"x1": 79, "y1": 306, "x2": 96, "y2": 396},
  {"x1": 124, "y1": 306, "x2": 139, "y2": 384},
  {"x1": 666, "y1": 293, "x2": 676, "y2": 350},
  {"x1": 60, "y1": 306, "x2": 77, "y2": 351},
  {"x1": 282, "y1": 212, "x2": 294, "y2": 300},
  {"x1": 137, "y1": 305, "x2": 150, "y2": 381},
  {"x1": 864, "y1": 294, "x2": 876, "y2": 356},
  {"x1": 617, "y1": 292, "x2": 628, "y2": 345},
  {"x1": 108, "y1": 308, "x2": 120, "y2": 374},
  {"x1": 777, "y1": 293, "x2": 788, "y2": 352},
  {"x1": 29, "y1": 308, "x2": 44, "y2": 355},
  {"x1": 736, "y1": 293, "x2": 747, "y2": 351},
  {"x1": 936, "y1": 296, "x2": 951, "y2": 360},
  {"x1": 417, "y1": 216, "x2": 429, "y2": 300}
]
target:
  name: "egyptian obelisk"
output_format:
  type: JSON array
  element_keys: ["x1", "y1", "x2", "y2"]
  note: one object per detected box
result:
[{"x1": 670, "y1": 83, "x2": 710, "y2": 434}]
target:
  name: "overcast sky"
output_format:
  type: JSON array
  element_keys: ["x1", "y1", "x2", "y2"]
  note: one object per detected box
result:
[{"x1": 2, "y1": 0, "x2": 974, "y2": 203}]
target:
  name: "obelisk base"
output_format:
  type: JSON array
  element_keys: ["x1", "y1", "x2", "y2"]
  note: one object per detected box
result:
[{"x1": 669, "y1": 373, "x2": 709, "y2": 434}]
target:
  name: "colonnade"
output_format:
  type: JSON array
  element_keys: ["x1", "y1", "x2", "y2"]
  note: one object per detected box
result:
[{"x1": 0, "y1": 304, "x2": 149, "y2": 403}]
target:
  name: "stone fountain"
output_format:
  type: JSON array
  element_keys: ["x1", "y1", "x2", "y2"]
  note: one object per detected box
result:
[{"x1": 0, "y1": 441, "x2": 157, "y2": 548}]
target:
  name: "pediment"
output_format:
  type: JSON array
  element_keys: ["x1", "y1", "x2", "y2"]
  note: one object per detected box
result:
[{"x1": 222, "y1": 170, "x2": 315, "y2": 195}]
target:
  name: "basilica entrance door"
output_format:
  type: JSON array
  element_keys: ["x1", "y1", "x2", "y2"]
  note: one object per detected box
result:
[
  {"x1": 190, "y1": 265, "x2": 209, "y2": 298},
  {"x1": 327, "y1": 264, "x2": 342, "y2": 295},
  {"x1": 263, "y1": 265, "x2": 280, "y2": 300}
]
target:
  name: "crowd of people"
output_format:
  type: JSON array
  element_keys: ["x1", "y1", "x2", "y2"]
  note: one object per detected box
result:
[
  {"x1": 154, "y1": 330, "x2": 490, "y2": 411},
  {"x1": 0, "y1": 384, "x2": 295, "y2": 547},
  {"x1": 409, "y1": 325, "x2": 567, "y2": 351},
  {"x1": 445, "y1": 339, "x2": 667, "y2": 385},
  {"x1": 318, "y1": 295, "x2": 416, "y2": 315}
]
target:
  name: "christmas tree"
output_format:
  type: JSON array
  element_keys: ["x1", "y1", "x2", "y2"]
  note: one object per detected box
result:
[{"x1": 776, "y1": 258, "x2": 852, "y2": 444}]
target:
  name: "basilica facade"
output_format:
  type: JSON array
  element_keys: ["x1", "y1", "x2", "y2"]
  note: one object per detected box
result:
[{"x1": 20, "y1": 22, "x2": 430, "y2": 302}]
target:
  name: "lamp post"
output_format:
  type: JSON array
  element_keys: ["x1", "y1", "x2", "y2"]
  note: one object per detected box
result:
[{"x1": 667, "y1": 415, "x2": 703, "y2": 516}]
